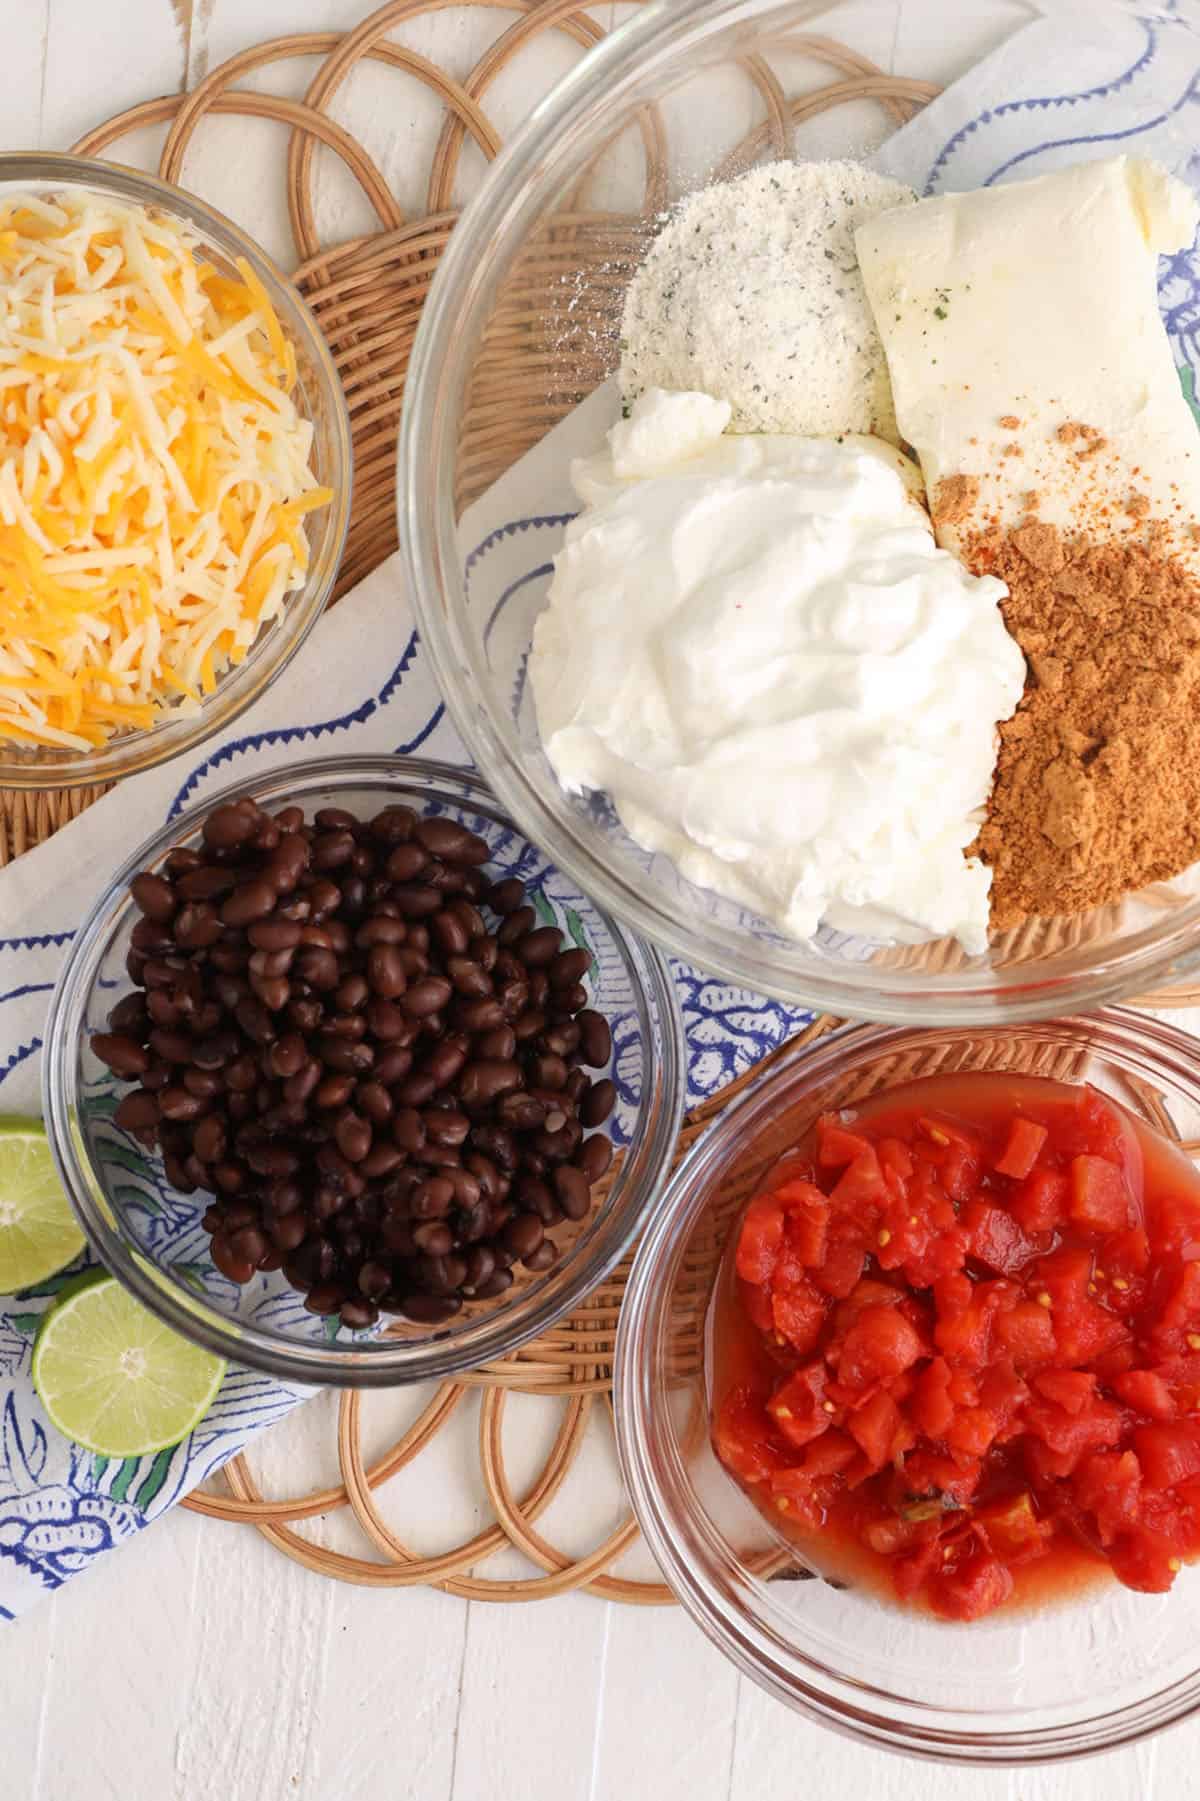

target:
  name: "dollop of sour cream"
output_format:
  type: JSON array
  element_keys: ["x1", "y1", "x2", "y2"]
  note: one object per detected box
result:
[{"x1": 530, "y1": 388, "x2": 1026, "y2": 953}]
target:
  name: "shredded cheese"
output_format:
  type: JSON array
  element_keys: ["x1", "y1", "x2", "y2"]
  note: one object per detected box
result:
[{"x1": 0, "y1": 192, "x2": 332, "y2": 750}]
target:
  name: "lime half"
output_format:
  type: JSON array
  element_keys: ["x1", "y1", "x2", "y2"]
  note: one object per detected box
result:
[
  {"x1": 32, "y1": 1273, "x2": 226, "y2": 1456},
  {"x1": 0, "y1": 1117, "x2": 85, "y2": 1293}
]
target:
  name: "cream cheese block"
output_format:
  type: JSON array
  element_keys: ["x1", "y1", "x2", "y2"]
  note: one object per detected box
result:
[{"x1": 854, "y1": 155, "x2": 1200, "y2": 568}]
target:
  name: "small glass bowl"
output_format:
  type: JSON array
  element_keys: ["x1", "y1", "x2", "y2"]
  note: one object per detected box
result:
[
  {"x1": 616, "y1": 1010, "x2": 1200, "y2": 1763},
  {"x1": 42, "y1": 755, "x2": 684, "y2": 1387},
  {"x1": 401, "y1": 0, "x2": 1200, "y2": 1022},
  {"x1": 0, "y1": 153, "x2": 351, "y2": 789}
]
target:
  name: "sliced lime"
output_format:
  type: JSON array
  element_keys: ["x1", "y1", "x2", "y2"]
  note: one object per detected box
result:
[
  {"x1": 0, "y1": 1116, "x2": 86, "y2": 1293},
  {"x1": 32, "y1": 1273, "x2": 225, "y2": 1456}
]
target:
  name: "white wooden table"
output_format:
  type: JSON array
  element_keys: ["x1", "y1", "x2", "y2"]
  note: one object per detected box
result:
[{"x1": 5, "y1": 1, "x2": 1198, "y2": 1796}]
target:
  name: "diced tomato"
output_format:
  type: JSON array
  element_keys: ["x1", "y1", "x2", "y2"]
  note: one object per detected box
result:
[
  {"x1": 1031, "y1": 1369, "x2": 1097, "y2": 1415},
  {"x1": 714, "y1": 1072, "x2": 1200, "y2": 1625},
  {"x1": 878, "y1": 1137, "x2": 914, "y2": 1192},
  {"x1": 768, "y1": 1362, "x2": 834, "y2": 1450},
  {"x1": 994, "y1": 1118, "x2": 1049, "y2": 1180},
  {"x1": 848, "y1": 1390, "x2": 903, "y2": 1470},
  {"x1": 837, "y1": 1305, "x2": 924, "y2": 1389},
  {"x1": 739, "y1": 1276, "x2": 774, "y2": 1335},
  {"x1": 1023, "y1": 1396, "x2": 1123, "y2": 1477},
  {"x1": 800, "y1": 1430, "x2": 859, "y2": 1481},
  {"x1": 939, "y1": 1141, "x2": 979, "y2": 1204},
  {"x1": 1157, "y1": 1261, "x2": 1200, "y2": 1339},
  {"x1": 1010, "y1": 1166, "x2": 1070, "y2": 1236},
  {"x1": 935, "y1": 1300, "x2": 993, "y2": 1369},
  {"x1": 863, "y1": 1513, "x2": 939, "y2": 1557},
  {"x1": 777, "y1": 1181, "x2": 830, "y2": 1267},
  {"x1": 816, "y1": 1116, "x2": 872, "y2": 1169},
  {"x1": 1071, "y1": 1155, "x2": 1134, "y2": 1235},
  {"x1": 1134, "y1": 1420, "x2": 1200, "y2": 1491},
  {"x1": 1055, "y1": 1300, "x2": 1131, "y2": 1368},
  {"x1": 1109, "y1": 1529, "x2": 1178, "y2": 1593},
  {"x1": 930, "y1": 1551, "x2": 1015, "y2": 1621},
  {"x1": 736, "y1": 1194, "x2": 784, "y2": 1286},
  {"x1": 977, "y1": 1362, "x2": 1029, "y2": 1438},
  {"x1": 1114, "y1": 1369, "x2": 1176, "y2": 1421},
  {"x1": 1106, "y1": 1226, "x2": 1151, "y2": 1280},
  {"x1": 1073, "y1": 1450, "x2": 1142, "y2": 1544},
  {"x1": 1034, "y1": 1244, "x2": 1093, "y2": 1309},
  {"x1": 891, "y1": 1533, "x2": 946, "y2": 1600},
  {"x1": 829, "y1": 1148, "x2": 886, "y2": 1212},
  {"x1": 976, "y1": 1491, "x2": 1051, "y2": 1559},
  {"x1": 713, "y1": 1387, "x2": 782, "y2": 1486},
  {"x1": 963, "y1": 1198, "x2": 1039, "y2": 1276},
  {"x1": 946, "y1": 1407, "x2": 999, "y2": 1462},
  {"x1": 912, "y1": 1356, "x2": 954, "y2": 1439},
  {"x1": 900, "y1": 1448, "x2": 982, "y2": 1507},
  {"x1": 993, "y1": 1300, "x2": 1057, "y2": 1366},
  {"x1": 771, "y1": 1278, "x2": 826, "y2": 1354},
  {"x1": 811, "y1": 1231, "x2": 867, "y2": 1300}
]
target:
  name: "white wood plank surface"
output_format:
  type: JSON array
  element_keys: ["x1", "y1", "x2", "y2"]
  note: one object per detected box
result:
[{"x1": 3, "y1": 2, "x2": 1198, "y2": 1797}]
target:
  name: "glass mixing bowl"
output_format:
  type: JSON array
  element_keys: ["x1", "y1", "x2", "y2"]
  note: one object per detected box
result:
[
  {"x1": 0, "y1": 153, "x2": 351, "y2": 789},
  {"x1": 615, "y1": 1010, "x2": 1200, "y2": 1763},
  {"x1": 42, "y1": 755, "x2": 684, "y2": 1387},
  {"x1": 400, "y1": 0, "x2": 1200, "y2": 1023}
]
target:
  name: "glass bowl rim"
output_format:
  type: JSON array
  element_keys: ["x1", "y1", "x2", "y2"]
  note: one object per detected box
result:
[
  {"x1": 398, "y1": 0, "x2": 1200, "y2": 1025},
  {"x1": 614, "y1": 1007, "x2": 1200, "y2": 1763},
  {"x1": 0, "y1": 150, "x2": 352, "y2": 790},
  {"x1": 42, "y1": 752, "x2": 685, "y2": 1387}
]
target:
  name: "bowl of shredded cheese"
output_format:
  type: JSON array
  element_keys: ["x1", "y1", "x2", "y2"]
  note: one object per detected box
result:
[{"x1": 0, "y1": 154, "x2": 350, "y2": 785}]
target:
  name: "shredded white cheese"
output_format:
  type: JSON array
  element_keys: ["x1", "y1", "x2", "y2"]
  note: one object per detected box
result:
[{"x1": 0, "y1": 191, "x2": 331, "y2": 750}]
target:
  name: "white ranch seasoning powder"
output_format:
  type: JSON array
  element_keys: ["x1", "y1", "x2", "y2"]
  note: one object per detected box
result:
[{"x1": 619, "y1": 160, "x2": 917, "y2": 441}]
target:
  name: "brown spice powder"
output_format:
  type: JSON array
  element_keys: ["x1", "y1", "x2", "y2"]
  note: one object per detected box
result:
[{"x1": 969, "y1": 523, "x2": 1200, "y2": 927}]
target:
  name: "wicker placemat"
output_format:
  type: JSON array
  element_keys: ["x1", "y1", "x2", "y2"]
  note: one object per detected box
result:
[{"x1": 4, "y1": 1, "x2": 1197, "y2": 1601}]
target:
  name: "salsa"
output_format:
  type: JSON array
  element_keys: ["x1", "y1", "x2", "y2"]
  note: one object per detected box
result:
[{"x1": 710, "y1": 1072, "x2": 1200, "y2": 1622}]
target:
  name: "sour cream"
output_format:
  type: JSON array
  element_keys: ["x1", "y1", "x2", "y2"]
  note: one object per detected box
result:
[{"x1": 529, "y1": 389, "x2": 1026, "y2": 953}]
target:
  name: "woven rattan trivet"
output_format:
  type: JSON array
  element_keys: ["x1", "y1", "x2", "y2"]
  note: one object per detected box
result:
[{"x1": 3, "y1": 1, "x2": 1197, "y2": 1602}]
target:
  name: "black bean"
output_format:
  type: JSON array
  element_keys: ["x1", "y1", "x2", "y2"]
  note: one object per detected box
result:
[
  {"x1": 211, "y1": 1232, "x2": 255, "y2": 1284},
  {"x1": 374, "y1": 1045, "x2": 414, "y2": 1086},
  {"x1": 203, "y1": 803, "x2": 257, "y2": 851},
  {"x1": 524, "y1": 1240, "x2": 559, "y2": 1272},
  {"x1": 335, "y1": 1112, "x2": 372, "y2": 1163},
  {"x1": 476, "y1": 1025, "x2": 516, "y2": 1061},
  {"x1": 456, "y1": 1060, "x2": 517, "y2": 1109},
  {"x1": 581, "y1": 1078, "x2": 616, "y2": 1127},
  {"x1": 497, "y1": 908, "x2": 536, "y2": 950},
  {"x1": 472, "y1": 1270, "x2": 514, "y2": 1301},
  {"x1": 554, "y1": 1164, "x2": 592, "y2": 1220},
  {"x1": 410, "y1": 1177, "x2": 454, "y2": 1220},
  {"x1": 370, "y1": 805, "x2": 417, "y2": 844},
  {"x1": 424, "y1": 1036, "x2": 467, "y2": 1088},
  {"x1": 502, "y1": 1213, "x2": 544, "y2": 1260},
  {"x1": 221, "y1": 880, "x2": 277, "y2": 927},
  {"x1": 396, "y1": 1293, "x2": 462, "y2": 1324},
  {"x1": 403, "y1": 975, "x2": 452, "y2": 1017},
  {"x1": 576, "y1": 1134, "x2": 613, "y2": 1184},
  {"x1": 577, "y1": 1010, "x2": 612, "y2": 1068},
  {"x1": 356, "y1": 915, "x2": 407, "y2": 948},
  {"x1": 92, "y1": 1033, "x2": 150, "y2": 1078},
  {"x1": 485, "y1": 877, "x2": 526, "y2": 916},
  {"x1": 549, "y1": 947, "x2": 592, "y2": 990},
  {"x1": 424, "y1": 1108, "x2": 469, "y2": 1148},
  {"x1": 248, "y1": 918, "x2": 303, "y2": 952}
]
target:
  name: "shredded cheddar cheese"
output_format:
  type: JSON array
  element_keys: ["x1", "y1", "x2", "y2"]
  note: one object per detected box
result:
[{"x1": 0, "y1": 192, "x2": 332, "y2": 750}]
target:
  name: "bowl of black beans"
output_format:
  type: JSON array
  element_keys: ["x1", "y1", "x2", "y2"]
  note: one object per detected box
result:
[{"x1": 43, "y1": 755, "x2": 684, "y2": 1385}]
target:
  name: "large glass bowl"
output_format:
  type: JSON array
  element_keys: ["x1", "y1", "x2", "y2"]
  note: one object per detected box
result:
[
  {"x1": 615, "y1": 1010, "x2": 1200, "y2": 1763},
  {"x1": 41, "y1": 755, "x2": 684, "y2": 1387},
  {"x1": 0, "y1": 153, "x2": 351, "y2": 789},
  {"x1": 400, "y1": 0, "x2": 1200, "y2": 1023}
]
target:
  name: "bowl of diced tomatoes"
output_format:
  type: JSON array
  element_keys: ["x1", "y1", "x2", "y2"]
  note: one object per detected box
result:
[{"x1": 615, "y1": 1010, "x2": 1200, "y2": 1765}]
